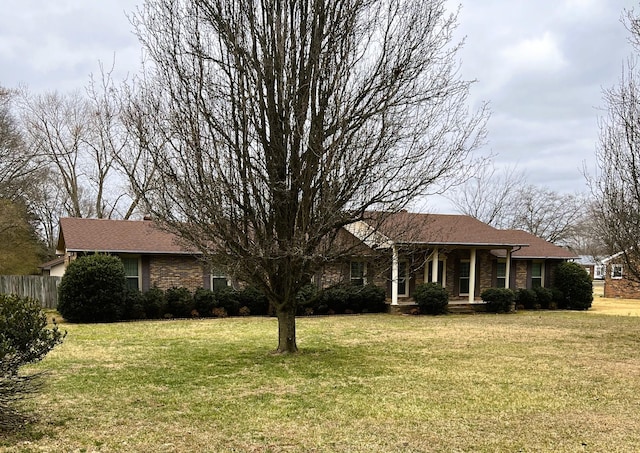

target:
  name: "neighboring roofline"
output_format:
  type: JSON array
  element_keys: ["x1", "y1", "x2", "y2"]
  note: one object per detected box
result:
[
  {"x1": 602, "y1": 251, "x2": 625, "y2": 263},
  {"x1": 38, "y1": 256, "x2": 66, "y2": 269}
]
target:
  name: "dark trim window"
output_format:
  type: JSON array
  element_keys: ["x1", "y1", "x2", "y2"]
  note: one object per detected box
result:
[
  {"x1": 211, "y1": 270, "x2": 229, "y2": 290},
  {"x1": 611, "y1": 264, "x2": 624, "y2": 279},
  {"x1": 531, "y1": 262, "x2": 543, "y2": 288},
  {"x1": 496, "y1": 261, "x2": 507, "y2": 288},
  {"x1": 459, "y1": 260, "x2": 470, "y2": 295},
  {"x1": 350, "y1": 261, "x2": 366, "y2": 286},
  {"x1": 121, "y1": 257, "x2": 140, "y2": 291},
  {"x1": 398, "y1": 261, "x2": 408, "y2": 296}
]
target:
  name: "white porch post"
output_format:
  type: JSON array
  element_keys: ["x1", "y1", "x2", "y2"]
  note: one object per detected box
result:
[
  {"x1": 505, "y1": 248, "x2": 512, "y2": 289},
  {"x1": 391, "y1": 244, "x2": 399, "y2": 305},
  {"x1": 469, "y1": 247, "x2": 477, "y2": 303},
  {"x1": 431, "y1": 248, "x2": 439, "y2": 283}
]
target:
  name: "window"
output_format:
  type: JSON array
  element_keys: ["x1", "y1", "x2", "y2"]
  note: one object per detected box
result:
[
  {"x1": 350, "y1": 261, "x2": 366, "y2": 286},
  {"x1": 496, "y1": 261, "x2": 507, "y2": 288},
  {"x1": 211, "y1": 270, "x2": 229, "y2": 290},
  {"x1": 531, "y1": 262, "x2": 543, "y2": 288},
  {"x1": 459, "y1": 260, "x2": 470, "y2": 295},
  {"x1": 398, "y1": 261, "x2": 408, "y2": 296},
  {"x1": 611, "y1": 264, "x2": 624, "y2": 279},
  {"x1": 121, "y1": 257, "x2": 140, "y2": 291},
  {"x1": 594, "y1": 265, "x2": 605, "y2": 280}
]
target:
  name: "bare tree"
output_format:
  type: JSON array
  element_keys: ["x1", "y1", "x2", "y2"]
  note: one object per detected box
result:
[
  {"x1": 451, "y1": 162, "x2": 587, "y2": 245},
  {"x1": 128, "y1": 0, "x2": 488, "y2": 353},
  {"x1": 590, "y1": 8, "x2": 640, "y2": 282},
  {"x1": 448, "y1": 162, "x2": 523, "y2": 227},
  {"x1": 0, "y1": 88, "x2": 38, "y2": 200}
]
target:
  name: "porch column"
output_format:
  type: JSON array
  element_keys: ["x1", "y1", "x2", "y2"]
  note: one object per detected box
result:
[
  {"x1": 505, "y1": 248, "x2": 512, "y2": 289},
  {"x1": 431, "y1": 248, "x2": 439, "y2": 283},
  {"x1": 391, "y1": 244, "x2": 399, "y2": 305},
  {"x1": 469, "y1": 247, "x2": 477, "y2": 303}
]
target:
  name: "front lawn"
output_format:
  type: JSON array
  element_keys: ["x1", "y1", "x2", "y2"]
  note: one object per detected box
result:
[{"x1": 4, "y1": 311, "x2": 640, "y2": 452}]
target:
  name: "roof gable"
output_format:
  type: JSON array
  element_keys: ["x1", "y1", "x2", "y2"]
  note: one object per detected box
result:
[
  {"x1": 58, "y1": 218, "x2": 199, "y2": 255},
  {"x1": 368, "y1": 212, "x2": 527, "y2": 247}
]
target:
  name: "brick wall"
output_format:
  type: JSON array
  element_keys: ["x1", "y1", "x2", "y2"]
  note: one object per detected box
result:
[
  {"x1": 604, "y1": 277, "x2": 640, "y2": 298},
  {"x1": 149, "y1": 255, "x2": 205, "y2": 292}
]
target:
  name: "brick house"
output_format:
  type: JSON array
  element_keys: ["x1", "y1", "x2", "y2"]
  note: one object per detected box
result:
[
  {"x1": 56, "y1": 217, "x2": 217, "y2": 292},
  {"x1": 54, "y1": 214, "x2": 577, "y2": 308},
  {"x1": 602, "y1": 252, "x2": 640, "y2": 298},
  {"x1": 317, "y1": 212, "x2": 577, "y2": 309}
]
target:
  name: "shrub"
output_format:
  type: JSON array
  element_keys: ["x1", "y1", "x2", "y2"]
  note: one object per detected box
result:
[
  {"x1": 357, "y1": 284, "x2": 387, "y2": 313},
  {"x1": 413, "y1": 282, "x2": 448, "y2": 315},
  {"x1": 296, "y1": 284, "x2": 319, "y2": 315},
  {"x1": 143, "y1": 287, "x2": 167, "y2": 319},
  {"x1": 481, "y1": 288, "x2": 516, "y2": 313},
  {"x1": 57, "y1": 254, "x2": 127, "y2": 323},
  {"x1": 238, "y1": 286, "x2": 270, "y2": 316},
  {"x1": 554, "y1": 262, "x2": 593, "y2": 310},
  {"x1": 213, "y1": 287, "x2": 240, "y2": 316},
  {"x1": 515, "y1": 288, "x2": 537, "y2": 310},
  {"x1": 193, "y1": 288, "x2": 216, "y2": 317},
  {"x1": 312, "y1": 284, "x2": 387, "y2": 314},
  {"x1": 122, "y1": 288, "x2": 146, "y2": 320},
  {"x1": 165, "y1": 287, "x2": 194, "y2": 318},
  {"x1": 533, "y1": 286, "x2": 553, "y2": 309},
  {"x1": 0, "y1": 294, "x2": 65, "y2": 429}
]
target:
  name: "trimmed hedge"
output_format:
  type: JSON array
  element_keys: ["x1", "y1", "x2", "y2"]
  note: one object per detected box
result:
[
  {"x1": 57, "y1": 254, "x2": 127, "y2": 323},
  {"x1": 413, "y1": 282, "x2": 448, "y2": 315},
  {"x1": 554, "y1": 262, "x2": 593, "y2": 310},
  {"x1": 481, "y1": 288, "x2": 516, "y2": 313}
]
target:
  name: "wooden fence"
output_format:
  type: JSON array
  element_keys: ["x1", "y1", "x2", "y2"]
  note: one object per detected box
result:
[{"x1": 0, "y1": 275, "x2": 61, "y2": 309}]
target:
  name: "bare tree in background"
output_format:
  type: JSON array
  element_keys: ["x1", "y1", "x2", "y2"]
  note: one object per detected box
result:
[
  {"x1": 0, "y1": 88, "x2": 38, "y2": 200},
  {"x1": 451, "y1": 162, "x2": 587, "y2": 245},
  {"x1": 128, "y1": 0, "x2": 488, "y2": 353},
  {"x1": 590, "y1": 8, "x2": 640, "y2": 282},
  {"x1": 448, "y1": 162, "x2": 523, "y2": 227}
]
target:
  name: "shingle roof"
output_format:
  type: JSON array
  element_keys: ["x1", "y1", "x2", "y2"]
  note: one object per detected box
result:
[
  {"x1": 371, "y1": 212, "x2": 527, "y2": 247},
  {"x1": 58, "y1": 218, "x2": 199, "y2": 255},
  {"x1": 492, "y1": 229, "x2": 577, "y2": 259}
]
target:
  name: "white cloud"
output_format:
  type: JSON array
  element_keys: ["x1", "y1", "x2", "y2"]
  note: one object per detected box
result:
[{"x1": 501, "y1": 31, "x2": 568, "y2": 74}]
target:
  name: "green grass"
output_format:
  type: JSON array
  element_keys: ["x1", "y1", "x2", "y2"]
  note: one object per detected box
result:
[{"x1": 4, "y1": 310, "x2": 640, "y2": 452}]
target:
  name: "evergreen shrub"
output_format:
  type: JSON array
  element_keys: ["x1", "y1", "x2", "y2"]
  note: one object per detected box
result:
[
  {"x1": 481, "y1": 288, "x2": 516, "y2": 313},
  {"x1": 57, "y1": 254, "x2": 127, "y2": 323},
  {"x1": 413, "y1": 282, "x2": 449, "y2": 315}
]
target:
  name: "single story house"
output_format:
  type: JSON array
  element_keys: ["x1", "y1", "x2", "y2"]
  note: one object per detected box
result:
[
  {"x1": 52, "y1": 213, "x2": 577, "y2": 308},
  {"x1": 602, "y1": 252, "x2": 640, "y2": 299},
  {"x1": 315, "y1": 212, "x2": 577, "y2": 309},
  {"x1": 55, "y1": 217, "x2": 221, "y2": 292}
]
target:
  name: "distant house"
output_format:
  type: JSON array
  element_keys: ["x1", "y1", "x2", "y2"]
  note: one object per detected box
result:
[
  {"x1": 51, "y1": 213, "x2": 577, "y2": 309},
  {"x1": 574, "y1": 255, "x2": 605, "y2": 280},
  {"x1": 602, "y1": 252, "x2": 640, "y2": 299}
]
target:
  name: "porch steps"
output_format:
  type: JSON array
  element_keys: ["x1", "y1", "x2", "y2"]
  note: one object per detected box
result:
[{"x1": 447, "y1": 304, "x2": 481, "y2": 315}]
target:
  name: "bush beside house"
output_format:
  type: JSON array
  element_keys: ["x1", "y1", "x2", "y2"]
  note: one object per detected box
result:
[{"x1": 57, "y1": 255, "x2": 127, "y2": 323}]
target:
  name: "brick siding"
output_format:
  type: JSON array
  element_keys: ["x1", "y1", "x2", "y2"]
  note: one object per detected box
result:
[{"x1": 148, "y1": 255, "x2": 205, "y2": 292}]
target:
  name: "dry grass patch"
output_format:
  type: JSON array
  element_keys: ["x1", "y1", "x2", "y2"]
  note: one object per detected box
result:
[{"x1": 3, "y1": 312, "x2": 640, "y2": 452}]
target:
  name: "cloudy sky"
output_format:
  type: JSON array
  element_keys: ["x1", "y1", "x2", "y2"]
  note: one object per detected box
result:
[{"x1": 0, "y1": 0, "x2": 636, "y2": 213}]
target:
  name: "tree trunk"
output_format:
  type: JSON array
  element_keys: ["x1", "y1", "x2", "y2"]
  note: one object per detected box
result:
[{"x1": 275, "y1": 304, "x2": 298, "y2": 354}]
